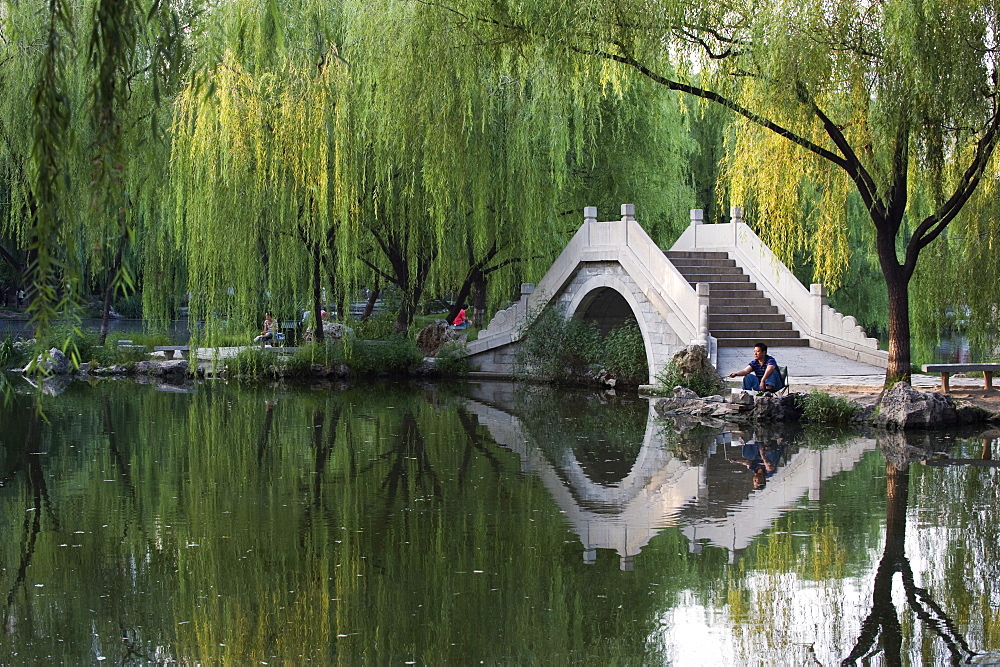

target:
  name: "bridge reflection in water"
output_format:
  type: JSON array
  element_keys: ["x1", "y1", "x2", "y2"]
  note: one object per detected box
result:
[{"x1": 465, "y1": 383, "x2": 875, "y2": 570}]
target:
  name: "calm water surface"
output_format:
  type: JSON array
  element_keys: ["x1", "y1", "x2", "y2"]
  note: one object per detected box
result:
[{"x1": 1, "y1": 378, "x2": 998, "y2": 664}]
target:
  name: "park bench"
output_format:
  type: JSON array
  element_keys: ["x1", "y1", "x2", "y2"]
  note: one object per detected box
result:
[
  {"x1": 921, "y1": 363, "x2": 1000, "y2": 394},
  {"x1": 153, "y1": 345, "x2": 191, "y2": 360},
  {"x1": 116, "y1": 340, "x2": 148, "y2": 352}
]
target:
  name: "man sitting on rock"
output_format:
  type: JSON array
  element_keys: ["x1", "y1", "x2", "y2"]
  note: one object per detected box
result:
[{"x1": 728, "y1": 342, "x2": 784, "y2": 393}]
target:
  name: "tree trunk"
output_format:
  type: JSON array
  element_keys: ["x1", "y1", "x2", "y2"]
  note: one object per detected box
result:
[
  {"x1": 877, "y1": 225, "x2": 912, "y2": 386},
  {"x1": 312, "y1": 240, "x2": 324, "y2": 344},
  {"x1": 98, "y1": 229, "x2": 128, "y2": 346},
  {"x1": 361, "y1": 284, "x2": 380, "y2": 320},
  {"x1": 447, "y1": 277, "x2": 476, "y2": 325},
  {"x1": 472, "y1": 272, "x2": 487, "y2": 328}
]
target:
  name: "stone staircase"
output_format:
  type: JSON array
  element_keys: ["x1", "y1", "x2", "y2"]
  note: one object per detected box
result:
[{"x1": 664, "y1": 250, "x2": 808, "y2": 348}]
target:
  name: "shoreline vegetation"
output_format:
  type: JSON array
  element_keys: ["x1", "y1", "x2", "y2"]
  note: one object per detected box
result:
[{"x1": 3, "y1": 310, "x2": 998, "y2": 428}]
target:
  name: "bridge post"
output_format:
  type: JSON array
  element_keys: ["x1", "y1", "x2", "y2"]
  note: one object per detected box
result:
[
  {"x1": 621, "y1": 203, "x2": 635, "y2": 221},
  {"x1": 690, "y1": 209, "x2": 703, "y2": 248},
  {"x1": 584, "y1": 206, "x2": 597, "y2": 224},
  {"x1": 811, "y1": 283, "x2": 826, "y2": 333},
  {"x1": 696, "y1": 282, "x2": 710, "y2": 347}
]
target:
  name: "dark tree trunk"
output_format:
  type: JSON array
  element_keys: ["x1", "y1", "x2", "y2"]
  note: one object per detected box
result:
[
  {"x1": 472, "y1": 272, "x2": 488, "y2": 328},
  {"x1": 361, "y1": 284, "x2": 380, "y2": 320},
  {"x1": 98, "y1": 228, "x2": 128, "y2": 346},
  {"x1": 842, "y1": 462, "x2": 909, "y2": 665},
  {"x1": 446, "y1": 278, "x2": 476, "y2": 325},
  {"x1": 875, "y1": 221, "x2": 912, "y2": 386},
  {"x1": 312, "y1": 239, "x2": 324, "y2": 344}
]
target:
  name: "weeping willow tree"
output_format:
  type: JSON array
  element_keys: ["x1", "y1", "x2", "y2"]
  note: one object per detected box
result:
[
  {"x1": 164, "y1": 0, "x2": 353, "y2": 343},
  {"x1": 0, "y1": 0, "x2": 187, "y2": 368},
  {"x1": 343, "y1": 1, "x2": 573, "y2": 333},
  {"x1": 341, "y1": 0, "x2": 698, "y2": 333},
  {"x1": 420, "y1": 0, "x2": 1000, "y2": 384}
]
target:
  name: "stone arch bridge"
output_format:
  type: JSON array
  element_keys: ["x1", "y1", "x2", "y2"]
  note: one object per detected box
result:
[{"x1": 465, "y1": 204, "x2": 888, "y2": 379}]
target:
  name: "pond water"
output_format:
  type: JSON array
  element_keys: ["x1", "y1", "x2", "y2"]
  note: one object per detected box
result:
[{"x1": 1, "y1": 378, "x2": 998, "y2": 664}]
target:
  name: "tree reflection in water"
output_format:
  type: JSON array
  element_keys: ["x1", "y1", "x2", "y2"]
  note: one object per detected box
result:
[
  {"x1": 2, "y1": 413, "x2": 55, "y2": 633},
  {"x1": 842, "y1": 433, "x2": 978, "y2": 665}
]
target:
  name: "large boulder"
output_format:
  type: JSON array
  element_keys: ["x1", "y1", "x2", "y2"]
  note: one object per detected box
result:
[
  {"x1": 751, "y1": 394, "x2": 804, "y2": 422},
  {"x1": 874, "y1": 382, "x2": 959, "y2": 429},
  {"x1": 672, "y1": 344, "x2": 714, "y2": 376},
  {"x1": 666, "y1": 344, "x2": 724, "y2": 396},
  {"x1": 415, "y1": 320, "x2": 465, "y2": 356},
  {"x1": 25, "y1": 347, "x2": 71, "y2": 375}
]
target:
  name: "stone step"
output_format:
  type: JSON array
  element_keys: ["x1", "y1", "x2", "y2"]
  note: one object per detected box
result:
[
  {"x1": 716, "y1": 337, "x2": 810, "y2": 347},
  {"x1": 669, "y1": 258, "x2": 738, "y2": 269},
  {"x1": 664, "y1": 250, "x2": 730, "y2": 260},
  {"x1": 709, "y1": 299, "x2": 776, "y2": 310},
  {"x1": 710, "y1": 313, "x2": 788, "y2": 324},
  {"x1": 700, "y1": 283, "x2": 760, "y2": 293},
  {"x1": 676, "y1": 272, "x2": 750, "y2": 283},
  {"x1": 710, "y1": 320, "x2": 795, "y2": 331},
  {"x1": 714, "y1": 332, "x2": 802, "y2": 342},
  {"x1": 709, "y1": 289, "x2": 766, "y2": 300}
]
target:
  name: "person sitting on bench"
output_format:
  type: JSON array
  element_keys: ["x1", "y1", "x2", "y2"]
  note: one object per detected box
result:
[
  {"x1": 728, "y1": 342, "x2": 784, "y2": 392},
  {"x1": 254, "y1": 312, "x2": 276, "y2": 344}
]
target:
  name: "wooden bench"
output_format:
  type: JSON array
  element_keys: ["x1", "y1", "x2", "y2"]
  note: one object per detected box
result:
[
  {"x1": 153, "y1": 345, "x2": 191, "y2": 360},
  {"x1": 921, "y1": 363, "x2": 1000, "y2": 394}
]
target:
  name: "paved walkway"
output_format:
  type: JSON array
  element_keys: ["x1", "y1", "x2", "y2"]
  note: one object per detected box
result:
[{"x1": 717, "y1": 345, "x2": 973, "y2": 392}]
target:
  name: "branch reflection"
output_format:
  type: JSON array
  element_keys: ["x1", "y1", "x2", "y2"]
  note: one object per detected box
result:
[{"x1": 842, "y1": 432, "x2": 978, "y2": 665}]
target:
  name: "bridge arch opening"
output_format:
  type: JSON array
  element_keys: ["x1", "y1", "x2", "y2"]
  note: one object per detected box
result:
[
  {"x1": 574, "y1": 287, "x2": 635, "y2": 337},
  {"x1": 572, "y1": 286, "x2": 650, "y2": 384}
]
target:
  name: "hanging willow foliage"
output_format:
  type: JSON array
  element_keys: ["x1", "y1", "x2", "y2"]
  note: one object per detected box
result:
[{"x1": 167, "y1": 45, "x2": 351, "y2": 344}]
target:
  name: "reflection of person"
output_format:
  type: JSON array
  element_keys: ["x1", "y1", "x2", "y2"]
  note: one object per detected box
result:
[
  {"x1": 728, "y1": 342, "x2": 783, "y2": 392},
  {"x1": 254, "y1": 312, "x2": 275, "y2": 344},
  {"x1": 451, "y1": 304, "x2": 469, "y2": 330},
  {"x1": 735, "y1": 441, "x2": 785, "y2": 489}
]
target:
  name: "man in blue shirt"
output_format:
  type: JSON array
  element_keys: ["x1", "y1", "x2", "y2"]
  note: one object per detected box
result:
[{"x1": 728, "y1": 342, "x2": 784, "y2": 392}]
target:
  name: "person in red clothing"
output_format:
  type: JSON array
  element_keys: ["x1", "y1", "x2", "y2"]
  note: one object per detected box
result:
[{"x1": 450, "y1": 304, "x2": 469, "y2": 330}]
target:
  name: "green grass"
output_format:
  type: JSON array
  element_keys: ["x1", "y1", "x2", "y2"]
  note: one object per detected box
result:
[{"x1": 797, "y1": 391, "x2": 858, "y2": 423}]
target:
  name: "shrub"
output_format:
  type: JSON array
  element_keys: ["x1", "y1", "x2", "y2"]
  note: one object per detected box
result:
[
  {"x1": 435, "y1": 340, "x2": 474, "y2": 376},
  {"x1": 515, "y1": 306, "x2": 602, "y2": 383},
  {"x1": 600, "y1": 320, "x2": 648, "y2": 385},
  {"x1": 113, "y1": 293, "x2": 143, "y2": 319},
  {"x1": 351, "y1": 310, "x2": 397, "y2": 340},
  {"x1": 797, "y1": 391, "x2": 858, "y2": 423},
  {"x1": 654, "y1": 361, "x2": 724, "y2": 397},
  {"x1": 291, "y1": 341, "x2": 345, "y2": 369},
  {"x1": 345, "y1": 336, "x2": 423, "y2": 375},
  {"x1": 222, "y1": 348, "x2": 281, "y2": 379},
  {"x1": 0, "y1": 335, "x2": 15, "y2": 368}
]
